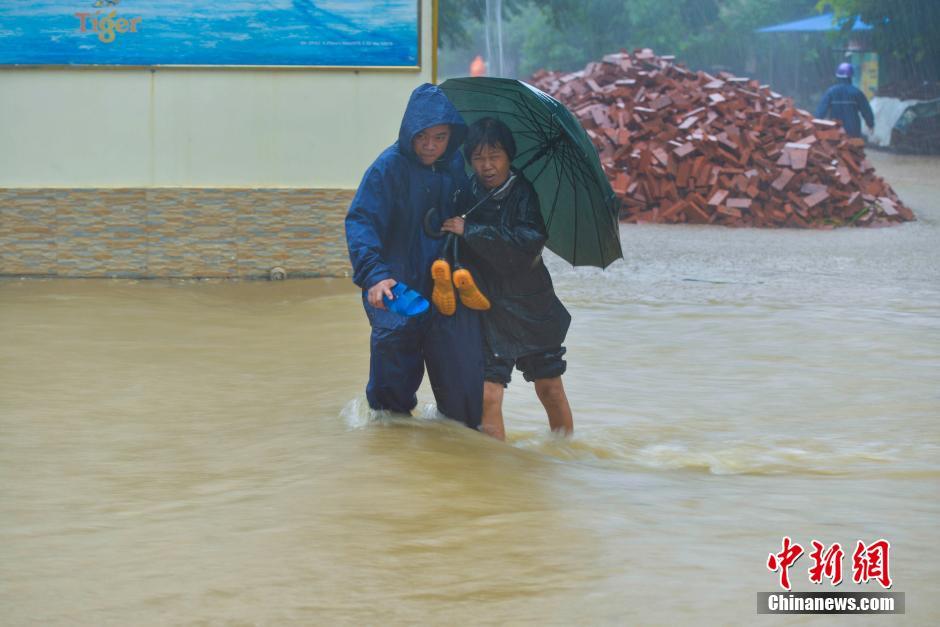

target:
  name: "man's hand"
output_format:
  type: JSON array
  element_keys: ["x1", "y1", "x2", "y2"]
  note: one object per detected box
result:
[
  {"x1": 367, "y1": 278, "x2": 398, "y2": 309},
  {"x1": 441, "y1": 217, "x2": 465, "y2": 236}
]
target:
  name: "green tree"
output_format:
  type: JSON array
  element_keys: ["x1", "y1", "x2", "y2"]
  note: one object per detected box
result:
[
  {"x1": 521, "y1": 0, "x2": 721, "y2": 69},
  {"x1": 439, "y1": 0, "x2": 526, "y2": 49},
  {"x1": 822, "y1": 0, "x2": 940, "y2": 80},
  {"x1": 516, "y1": 0, "x2": 819, "y2": 77},
  {"x1": 438, "y1": 0, "x2": 852, "y2": 107}
]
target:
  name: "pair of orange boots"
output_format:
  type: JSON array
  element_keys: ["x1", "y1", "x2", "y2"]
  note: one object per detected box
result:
[{"x1": 430, "y1": 259, "x2": 490, "y2": 315}]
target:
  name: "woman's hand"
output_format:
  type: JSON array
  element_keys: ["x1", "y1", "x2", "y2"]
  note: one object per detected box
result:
[{"x1": 441, "y1": 217, "x2": 465, "y2": 236}]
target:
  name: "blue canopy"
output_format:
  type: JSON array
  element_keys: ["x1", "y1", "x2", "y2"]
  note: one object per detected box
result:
[{"x1": 756, "y1": 12, "x2": 872, "y2": 33}]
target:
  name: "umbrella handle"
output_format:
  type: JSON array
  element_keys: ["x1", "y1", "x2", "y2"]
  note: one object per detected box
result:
[
  {"x1": 423, "y1": 207, "x2": 446, "y2": 239},
  {"x1": 460, "y1": 185, "x2": 498, "y2": 220},
  {"x1": 517, "y1": 132, "x2": 564, "y2": 172}
]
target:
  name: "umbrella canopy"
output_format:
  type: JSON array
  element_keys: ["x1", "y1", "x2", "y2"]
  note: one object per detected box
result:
[{"x1": 440, "y1": 77, "x2": 623, "y2": 269}]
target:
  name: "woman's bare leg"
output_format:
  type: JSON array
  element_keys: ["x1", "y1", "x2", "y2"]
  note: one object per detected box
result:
[
  {"x1": 481, "y1": 381, "x2": 506, "y2": 440},
  {"x1": 534, "y1": 376, "x2": 573, "y2": 435}
]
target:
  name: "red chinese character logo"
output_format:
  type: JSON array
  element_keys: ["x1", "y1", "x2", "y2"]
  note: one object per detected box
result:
[
  {"x1": 808, "y1": 540, "x2": 844, "y2": 585},
  {"x1": 852, "y1": 539, "x2": 892, "y2": 588},
  {"x1": 768, "y1": 536, "x2": 804, "y2": 590}
]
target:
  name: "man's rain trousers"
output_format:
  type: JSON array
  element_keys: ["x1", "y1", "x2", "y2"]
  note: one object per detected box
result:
[{"x1": 345, "y1": 84, "x2": 483, "y2": 427}]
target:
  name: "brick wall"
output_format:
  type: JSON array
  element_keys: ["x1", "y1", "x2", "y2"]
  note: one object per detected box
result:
[{"x1": 0, "y1": 188, "x2": 355, "y2": 278}]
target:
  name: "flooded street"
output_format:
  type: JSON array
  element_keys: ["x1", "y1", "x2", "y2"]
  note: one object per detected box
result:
[{"x1": 1, "y1": 152, "x2": 938, "y2": 625}]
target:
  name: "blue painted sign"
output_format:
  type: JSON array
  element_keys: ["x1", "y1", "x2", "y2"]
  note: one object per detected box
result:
[{"x1": 0, "y1": 1, "x2": 420, "y2": 67}]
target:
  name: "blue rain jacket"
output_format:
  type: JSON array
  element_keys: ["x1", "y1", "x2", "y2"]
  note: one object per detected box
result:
[
  {"x1": 345, "y1": 84, "x2": 483, "y2": 426},
  {"x1": 815, "y1": 81, "x2": 875, "y2": 138},
  {"x1": 346, "y1": 83, "x2": 468, "y2": 329}
]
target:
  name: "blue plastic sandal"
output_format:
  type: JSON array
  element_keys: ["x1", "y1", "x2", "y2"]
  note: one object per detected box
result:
[{"x1": 383, "y1": 282, "x2": 430, "y2": 317}]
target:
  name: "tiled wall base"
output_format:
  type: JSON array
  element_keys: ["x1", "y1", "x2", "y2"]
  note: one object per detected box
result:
[{"x1": 0, "y1": 188, "x2": 355, "y2": 278}]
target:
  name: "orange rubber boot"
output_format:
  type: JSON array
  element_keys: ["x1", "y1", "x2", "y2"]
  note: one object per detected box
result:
[
  {"x1": 452, "y1": 268, "x2": 491, "y2": 311},
  {"x1": 430, "y1": 259, "x2": 456, "y2": 316}
]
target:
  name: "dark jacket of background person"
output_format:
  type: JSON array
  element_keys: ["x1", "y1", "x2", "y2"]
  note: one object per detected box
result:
[
  {"x1": 815, "y1": 80, "x2": 875, "y2": 138},
  {"x1": 344, "y1": 84, "x2": 483, "y2": 426},
  {"x1": 461, "y1": 171, "x2": 571, "y2": 361}
]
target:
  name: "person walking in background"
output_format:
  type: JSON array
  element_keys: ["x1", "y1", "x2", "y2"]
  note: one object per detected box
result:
[
  {"x1": 816, "y1": 62, "x2": 875, "y2": 138},
  {"x1": 345, "y1": 83, "x2": 483, "y2": 428}
]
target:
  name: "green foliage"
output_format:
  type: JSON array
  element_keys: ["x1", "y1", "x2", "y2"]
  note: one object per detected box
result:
[
  {"x1": 821, "y1": 0, "x2": 940, "y2": 79},
  {"x1": 512, "y1": 0, "x2": 822, "y2": 76},
  {"x1": 532, "y1": 0, "x2": 723, "y2": 68},
  {"x1": 515, "y1": 6, "x2": 584, "y2": 75},
  {"x1": 439, "y1": 0, "x2": 935, "y2": 101},
  {"x1": 441, "y1": 0, "x2": 822, "y2": 76},
  {"x1": 439, "y1": 0, "x2": 526, "y2": 48}
]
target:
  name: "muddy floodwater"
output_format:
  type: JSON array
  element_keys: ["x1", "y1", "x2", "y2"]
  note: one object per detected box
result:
[{"x1": 2, "y1": 152, "x2": 938, "y2": 625}]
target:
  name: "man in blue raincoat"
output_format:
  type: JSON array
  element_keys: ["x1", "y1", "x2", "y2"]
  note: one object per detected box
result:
[
  {"x1": 345, "y1": 83, "x2": 483, "y2": 428},
  {"x1": 816, "y1": 62, "x2": 875, "y2": 138}
]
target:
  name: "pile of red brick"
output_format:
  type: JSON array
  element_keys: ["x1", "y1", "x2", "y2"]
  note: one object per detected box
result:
[{"x1": 530, "y1": 49, "x2": 915, "y2": 228}]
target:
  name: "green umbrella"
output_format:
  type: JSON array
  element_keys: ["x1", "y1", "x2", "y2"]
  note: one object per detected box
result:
[{"x1": 440, "y1": 77, "x2": 623, "y2": 269}]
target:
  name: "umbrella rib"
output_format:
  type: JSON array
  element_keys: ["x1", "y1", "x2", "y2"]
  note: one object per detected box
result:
[
  {"x1": 514, "y1": 143, "x2": 545, "y2": 162},
  {"x1": 544, "y1": 143, "x2": 571, "y2": 260},
  {"x1": 506, "y1": 95, "x2": 556, "y2": 169},
  {"x1": 521, "y1": 100, "x2": 554, "y2": 134},
  {"x1": 447, "y1": 87, "x2": 554, "y2": 165},
  {"x1": 507, "y1": 88, "x2": 554, "y2": 138},
  {"x1": 446, "y1": 79, "x2": 564, "y2": 133},
  {"x1": 545, "y1": 131, "x2": 612, "y2": 266},
  {"x1": 570, "y1": 145, "x2": 620, "y2": 266},
  {"x1": 547, "y1": 140, "x2": 588, "y2": 263},
  {"x1": 591, "y1": 182, "x2": 608, "y2": 267},
  {"x1": 454, "y1": 107, "x2": 545, "y2": 124},
  {"x1": 567, "y1": 152, "x2": 580, "y2": 265},
  {"x1": 571, "y1": 141, "x2": 604, "y2": 266},
  {"x1": 562, "y1": 141, "x2": 590, "y2": 264},
  {"x1": 543, "y1": 149, "x2": 564, "y2": 234},
  {"x1": 545, "y1": 160, "x2": 574, "y2": 265},
  {"x1": 567, "y1": 142, "x2": 613, "y2": 266},
  {"x1": 445, "y1": 83, "x2": 554, "y2": 127},
  {"x1": 525, "y1": 147, "x2": 555, "y2": 188}
]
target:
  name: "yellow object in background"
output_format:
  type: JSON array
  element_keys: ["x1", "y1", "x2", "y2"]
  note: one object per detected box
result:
[{"x1": 853, "y1": 51, "x2": 879, "y2": 100}]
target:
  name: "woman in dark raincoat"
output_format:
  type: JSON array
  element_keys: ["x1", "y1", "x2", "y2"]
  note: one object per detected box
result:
[
  {"x1": 345, "y1": 84, "x2": 483, "y2": 428},
  {"x1": 441, "y1": 117, "x2": 573, "y2": 440}
]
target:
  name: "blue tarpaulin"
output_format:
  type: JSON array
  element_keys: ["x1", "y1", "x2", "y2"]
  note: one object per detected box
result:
[{"x1": 756, "y1": 13, "x2": 872, "y2": 33}]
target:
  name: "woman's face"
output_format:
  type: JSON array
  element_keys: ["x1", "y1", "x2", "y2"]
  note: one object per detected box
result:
[{"x1": 470, "y1": 143, "x2": 512, "y2": 190}]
